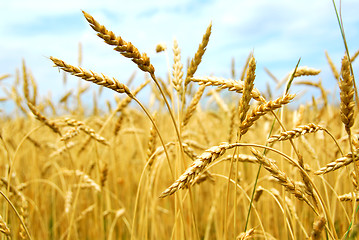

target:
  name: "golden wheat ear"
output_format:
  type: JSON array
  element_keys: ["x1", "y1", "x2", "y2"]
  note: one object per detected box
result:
[
  {"x1": 81, "y1": 10, "x2": 155, "y2": 75},
  {"x1": 184, "y1": 22, "x2": 212, "y2": 87},
  {"x1": 50, "y1": 57, "x2": 134, "y2": 98},
  {"x1": 339, "y1": 54, "x2": 355, "y2": 134}
]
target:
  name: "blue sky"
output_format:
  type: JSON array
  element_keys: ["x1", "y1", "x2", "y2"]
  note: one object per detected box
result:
[{"x1": 1, "y1": 0, "x2": 359, "y2": 112}]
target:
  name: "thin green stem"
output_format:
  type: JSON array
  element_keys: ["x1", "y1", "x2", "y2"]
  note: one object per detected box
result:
[
  {"x1": 344, "y1": 202, "x2": 359, "y2": 239},
  {"x1": 331, "y1": 0, "x2": 359, "y2": 108},
  {"x1": 244, "y1": 119, "x2": 275, "y2": 232}
]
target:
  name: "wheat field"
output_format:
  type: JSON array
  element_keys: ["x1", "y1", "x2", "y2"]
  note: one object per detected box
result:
[{"x1": 0, "y1": 9, "x2": 359, "y2": 240}]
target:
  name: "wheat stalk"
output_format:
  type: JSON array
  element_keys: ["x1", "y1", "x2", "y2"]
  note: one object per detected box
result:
[
  {"x1": 228, "y1": 105, "x2": 237, "y2": 143},
  {"x1": 231, "y1": 57, "x2": 236, "y2": 79}
]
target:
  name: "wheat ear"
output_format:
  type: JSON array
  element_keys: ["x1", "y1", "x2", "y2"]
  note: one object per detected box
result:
[
  {"x1": 338, "y1": 192, "x2": 359, "y2": 201},
  {"x1": 59, "y1": 90, "x2": 72, "y2": 104},
  {"x1": 146, "y1": 112, "x2": 158, "y2": 165},
  {"x1": 277, "y1": 66, "x2": 321, "y2": 89},
  {"x1": 160, "y1": 142, "x2": 237, "y2": 198},
  {"x1": 264, "y1": 67, "x2": 279, "y2": 83},
  {"x1": 114, "y1": 112, "x2": 126, "y2": 136},
  {"x1": 240, "y1": 94, "x2": 295, "y2": 135},
  {"x1": 62, "y1": 118, "x2": 109, "y2": 146},
  {"x1": 64, "y1": 189, "x2": 73, "y2": 214},
  {"x1": 309, "y1": 216, "x2": 326, "y2": 240},
  {"x1": 190, "y1": 76, "x2": 265, "y2": 102},
  {"x1": 295, "y1": 80, "x2": 328, "y2": 108},
  {"x1": 61, "y1": 127, "x2": 81, "y2": 141},
  {"x1": 0, "y1": 214, "x2": 10, "y2": 237},
  {"x1": 0, "y1": 74, "x2": 10, "y2": 81},
  {"x1": 339, "y1": 55, "x2": 355, "y2": 134},
  {"x1": 237, "y1": 228, "x2": 255, "y2": 240},
  {"x1": 221, "y1": 154, "x2": 259, "y2": 164},
  {"x1": 172, "y1": 39, "x2": 184, "y2": 92},
  {"x1": 339, "y1": 55, "x2": 358, "y2": 184},
  {"x1": 325, "y1": 50, "x2": 340, "y2": 81},
  {"x1": 114, "y1": 79, "x2": 150, "y2": 113},
  {"x1": 314, "y1": 150, "x2": 358, "y2": 175},
  {"x1": 239, "y1": 56, "x2": 256, "y2": 124},
  {"x1": 184, "y1": 22, "x2": 212, "y2": 87},
  {"x1": 82, "y1": 11, "x2": 155, "y2": 75},
  {"x1": 239, "y1": 53, "x2": 252, "y2": 81},
  {"x1": 22, "y1": 59, "x2": 31, "y2": 104},
  {"x1": 100, "y1": 162, "x2": 109, "y2": 187},
  {"x1": 27, "y1": 102, "x2": 61, "y2": 135},
  {"x1": 50, "y1": 141, "x2": 76, "y2": 158},
  {"x1": 351, "y1": 49, "x2": 359, "y2": 62},
  {"x1": 250, "y1": 148, "x2": 309, "y2": 204},
  {"x1": 292, "y1": 66, "x2": 321, "y2": 77},
  {"x1": 81, "y1": 11, "x2": 181, "y2": 170},
  {"x1": 182, "y1": 85, "x2": 206, "y2": 127},
  {"x1": 50, "y1": 57, "x2": 133, "y2": 98},
  {"x1": 268, "y1": 123, "x2": 324, "y2": 143},
  {"x1": 62, "y1": 169, "x2": 101, "y2": 192}
]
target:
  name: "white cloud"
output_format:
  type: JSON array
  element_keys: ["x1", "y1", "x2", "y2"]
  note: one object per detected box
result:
[{"x1": 1, "y1": 0, "x2": 358, "y2": 110}]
